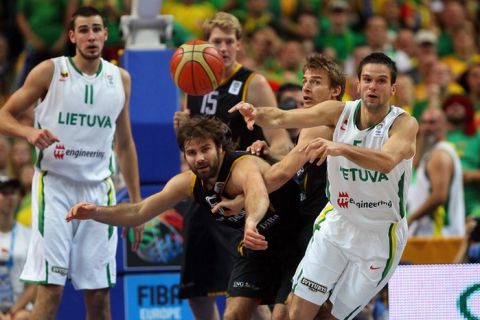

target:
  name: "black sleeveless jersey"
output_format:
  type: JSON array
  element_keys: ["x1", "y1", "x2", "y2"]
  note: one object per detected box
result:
[
  {"x1": 191, "y1": 151, "x2": 301, "y2": 238},
  {"x1": 187, "y1": 65, "x2": 266, "y2": 150},
  {"x1": 295, "y1": 161, "x2": 329, "y2": 217}
]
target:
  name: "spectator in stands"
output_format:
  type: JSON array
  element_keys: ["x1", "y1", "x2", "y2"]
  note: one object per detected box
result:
[
  {"x1": 443, "y1": 95, "x2": 480, "y2": 217},
  {"x1": 319, "y1": 0, "x2": 363, "y2": 64},
  {"x1": 161, "y1": 0, "x2": 216, "y2": 39},
  {"x1": 413, "y1": 61, "x2": 464, "y2": 120},
  {"x1": 0, "y1": 34, "x2": 16, "y2": 106},
  {"x1": 407, "y1": 30, "x2": 438, "y2": 85},
  {"x1": 407, "y1": 108, "x2": 465, "y2": 236},
  {"x1": 0, "y1": 136, "x2": 10, "y2": 177},
  {"x1": 460, "y1": 63, "x2": 480, "y2": 127},
  {"x1": 15, "y1": 164, "x2": 34, "y2": 228},
  {"x1": 296, "y1": 12, "x2": 321, "y2": 56},
  {"x1": 16, "y1": 0, "x2": 70, "y2": 86},
  {"x1": 241, "y1": 26, "x2": 280, "y2": 75},
  {"x1": 437, "y1": 0, "x2": 469, "y2": 57},
  {"x1": 441, "y1": 24, "x2": 480, "y2": 80},
  {"x1": 454, "y1": 216, "x2": 480, "y2": 263},
  {"x1": 276, "y1": 83, "x2": 303, "y2": 139},
  {"x1": 0, "y1": 175, "x2": 35, "y2": 320},
  {"x1": 391, "y1": 74, "x2": 415, "y2": 115},
  {"x1": 275, "y1": 39, "x2": 305, "y2": 84},
  {"x1": 394, "y1": 28, "x2": 417, "y2": 63},
  {"x1": 8, "y1": 139, "x2": 33, "y2": 179},
  {"x1": 364, "y1": 15, "x2": 412, "y2": 73}
]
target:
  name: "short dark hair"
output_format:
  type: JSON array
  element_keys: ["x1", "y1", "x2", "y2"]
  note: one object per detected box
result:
[
  {"x1": 69, "y1": 6, "x2": 106, "y2": 31},
  {"x1": 277, "y1": 83, "x2": 302, "y2": 100},
  {"x1": 303, "y1": 54, "x2": 345, "y2": 101},
  {"x1": 357, "y1": 52, "x2": 397, "y2": 84},
  {"x1": 177, "y1": 116, "x2": 232, "y2": 152}
]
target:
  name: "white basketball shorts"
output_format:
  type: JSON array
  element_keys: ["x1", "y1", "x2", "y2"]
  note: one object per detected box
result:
[
  {"x1": 21, "y1": 170, "x2": 117, "y2": 290},
  {"x1": 292, "y1": 204, "x2": 407, "y2": 319}
]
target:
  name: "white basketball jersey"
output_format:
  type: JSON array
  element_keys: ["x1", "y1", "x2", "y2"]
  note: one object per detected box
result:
[
  {"x1": 34, "y1": 57, "x2": 125, "y2": 181},
  {"x1": 327, "y1": 100, "x2": 412, "y2": 229},
  {"x1": 407, "y1": 141, "x2": 465, "y2": 236}
]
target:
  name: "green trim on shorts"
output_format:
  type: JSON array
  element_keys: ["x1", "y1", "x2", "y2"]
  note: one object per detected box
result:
[
  {"x1": 105, "y1": 177, "x2": 115, "y2": 239},
  {"x1": 397, "y1": 172, "x2": 406, "y2": 218},
  {"x1": 292, "y1": 268, "x2": 303, "y2": 292},
  {"x1": 106, "y1": 263, "x2": 116, "y2": 288},
  {"x1": 35, "y1": 122, "x2": 44, "y2": 169},
  {"x1": 38, "y1": 171, "x2": 47, "y2": 236},
  {"x1": 313, "y1": 203, "x2": 334, "y2": 233},
  {"x1": 343, "y1": 305, "x2": 361, "y2": 320},
  {"x1": 21, "y1": 260, "x2": 50, "y2": 284},
  {"x1": 378, "y1": 223, "x2": 396, "y2": 285}
]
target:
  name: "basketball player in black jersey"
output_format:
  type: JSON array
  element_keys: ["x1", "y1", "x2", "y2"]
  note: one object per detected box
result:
[
  {"x1": 67, "y1": 116, "x2": 301, "y2": 320},
  {"x1": 173, "y1": 12, "x2": 292, "y2": 319},
  {"x1": 244, "y1": 54, "x2": 345, "y2": 255}
]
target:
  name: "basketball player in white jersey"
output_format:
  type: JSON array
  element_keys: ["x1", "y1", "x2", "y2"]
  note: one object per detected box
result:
[
  {"x1": 230, "y1": 52, "x2": 418, "y2": 320},
  {"x1": 0, "y1": 7, "x2": 141, "y2": 320}
]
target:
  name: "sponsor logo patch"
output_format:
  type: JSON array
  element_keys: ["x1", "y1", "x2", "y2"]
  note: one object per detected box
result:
[
  {"x1": 51, "y1": 266, "x2": 68, "y2": 276},
  {"x1": 300, "y1": 277, "x2": 327, "y2": 293},
  {"x1": 228, "y1": 80, "x2": 243, "y2": 95},
  {"x1": 53, "y1": 144, "x2": 105, "y2": 160},
  {"x1": 336, "y1": 192, "x2": 393, "y2": 209}
]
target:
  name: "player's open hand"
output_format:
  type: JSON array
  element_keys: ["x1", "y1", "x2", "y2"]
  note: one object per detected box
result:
[
  {"x1": 246, "y1": 140, "x2": 270, "y2": 156},
  {"x1": 66, "y1": 202, "x2": 97, "y2": 222},
  {"x1": 243, "y1": 219, "x2": 268, "y2": 250},
  {"x1": 228, "y1": 102, "x2": 257, "y2": 130},
  {"x1": 26, "y1": 128, "x2": 59, "y2": 150}
]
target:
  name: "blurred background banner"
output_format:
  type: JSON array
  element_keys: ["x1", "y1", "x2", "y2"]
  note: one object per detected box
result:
[
  {"x1": 389, "y1": 264, "x2": 480, "y2": 319},
  {"x1": 124, "y1": 273, "x2": 193, "y2": 320}
]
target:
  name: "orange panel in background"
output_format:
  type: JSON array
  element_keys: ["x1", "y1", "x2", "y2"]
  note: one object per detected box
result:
[{"x1": 401, "y1": 236, "x2": 464, "y2": 264}]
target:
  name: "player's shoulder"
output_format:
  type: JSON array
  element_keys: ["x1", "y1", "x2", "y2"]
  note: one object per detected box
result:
[{"x1": 391, "y1": 110, "x2": 418, "y2": 134}]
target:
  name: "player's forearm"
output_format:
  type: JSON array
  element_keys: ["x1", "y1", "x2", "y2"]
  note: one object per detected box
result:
[
  {"x1": 339, "y1": 144, "x2": 400, "y2": 173},
  {"x1": 409, "y1": 195, "x2": 445, "y2": 223},
  {"x1": 244, "y1": 186, "x2": 270, "y2": 226},
  {"x1": 256, "y1": 107, "x2": 287, "y2": 128},
  {"x1": 94, "y1": 202, "x2": 145, "y2": 227},
  {"x1": 0, "y1": 109, "x2": 34, "y2": 140}
]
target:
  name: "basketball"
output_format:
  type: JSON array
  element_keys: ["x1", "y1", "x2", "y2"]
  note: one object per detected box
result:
[{"x1": 170, "y1": 40, "x2": 225, "y2": 96}]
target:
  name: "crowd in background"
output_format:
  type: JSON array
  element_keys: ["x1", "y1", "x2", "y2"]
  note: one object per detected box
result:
[{"x1": 0, "y1": 0, "x2": 479, "y2": 319}]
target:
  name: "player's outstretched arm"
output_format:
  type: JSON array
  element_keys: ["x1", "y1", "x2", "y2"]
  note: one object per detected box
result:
[
  {"x1": 0, "y1": 60, "x2": 59, "y2": 149},
  {"x1": 230, "y1": 156, "x2": 270, "y2": 250},
  {"x1": 264, "y1": 125, "x2": 333, "y2": 192},
  {"x1": 246, "y1": 74, "x2": 293, "y2": 159},
  {"x1": 229, "y1": 100, "x2": 344, "y2": 130},
  {"x1": 66, "y1": 172, "x2": 193, "y2": 226},
  {"x1": 304, "y1": 114, "x2": 418, "y2": 173}
]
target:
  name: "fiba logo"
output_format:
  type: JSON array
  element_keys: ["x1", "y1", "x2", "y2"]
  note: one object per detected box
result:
[
  {"x1": 130, "y1": 209, "x2": 184, "y2": 264},
  {"x1": 54, "y1": 144, "x2": 65, "y2": 159}
]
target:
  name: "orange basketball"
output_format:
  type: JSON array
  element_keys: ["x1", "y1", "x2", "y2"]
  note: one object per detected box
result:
[{"x1": 170, "y1": 40, "x2": 225, "y2": 96}]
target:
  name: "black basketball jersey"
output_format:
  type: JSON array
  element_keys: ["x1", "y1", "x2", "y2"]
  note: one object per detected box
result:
[
  {"x1": 295, "y1": 162, "x2": 329, "y2": 217},
  {"x1": 187, "y1": 65, "x2": 266, "y2": 150},
  {"x1": 191, "y1": 151, "x2": 301, "y2": 236}
]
